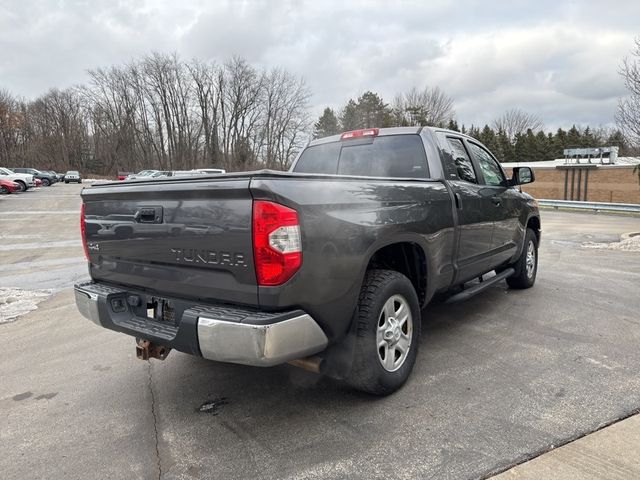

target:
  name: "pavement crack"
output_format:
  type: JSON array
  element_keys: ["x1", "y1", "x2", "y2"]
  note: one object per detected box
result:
[{"x1": 147, "y1": 361, "x2": 162, "y2": 480}]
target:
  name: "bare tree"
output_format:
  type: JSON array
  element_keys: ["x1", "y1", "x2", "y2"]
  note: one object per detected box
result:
[
  {"x1": 0, "y1": 90, "x2": 24, "y2": 164},
  {"x1": 616, "y1": 37, "x2": 640, "y2": 149},
  {"x1": 493, "y1": 108, "x2": 544, "y2": 142},
  {"x1": 393, "y1": 86, "x2": 455, "y2": 127},
  {"x1": 1, "y1": 53, "x2": 311, "y2": 174},
  {"x1": 258, "y1": 68, "x2": 310, "y2": 170}
]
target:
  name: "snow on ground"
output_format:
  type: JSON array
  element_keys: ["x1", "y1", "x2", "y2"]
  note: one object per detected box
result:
[
  {"x1": 582, "y1": 234, "x2": 640, "y2": 252},
  {"x1": 0, "y1": 288, "x2": 52, "y2": 324}
]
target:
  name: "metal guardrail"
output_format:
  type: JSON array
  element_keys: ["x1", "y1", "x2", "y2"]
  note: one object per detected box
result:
[{"x1": 538, "y1": 199, "x2": 640, "y2": 213}]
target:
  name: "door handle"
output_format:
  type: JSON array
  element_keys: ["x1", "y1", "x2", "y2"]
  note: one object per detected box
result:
[
  {"x1": 134, "y1": 206, "x2": 163, "y2": 223},
  {"x1": 491, "y1": 196, "x2": 502, "y2": 206}
]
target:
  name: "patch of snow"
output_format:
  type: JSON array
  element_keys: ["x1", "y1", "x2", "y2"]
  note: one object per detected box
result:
[
  {"x1": 582, "y1": 235, "x2": 640, "y2": 252},
  {"x1": 0, "y1": 288, "x2": 52, "y2": 324}
]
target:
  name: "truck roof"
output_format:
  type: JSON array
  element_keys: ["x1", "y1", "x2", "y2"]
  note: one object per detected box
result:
[{"x1": 308, "y1": 126, "x2": 474, "y2": 146}]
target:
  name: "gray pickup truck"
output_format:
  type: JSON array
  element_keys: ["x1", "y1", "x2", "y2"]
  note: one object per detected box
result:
[{"x1": 75, "y1": 126, "x2": 540, "y2": 395}]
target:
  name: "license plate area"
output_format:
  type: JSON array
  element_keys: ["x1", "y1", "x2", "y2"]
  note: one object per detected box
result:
[{"x1": 146, "y1": 297, "x2": 176, "y2": 325}]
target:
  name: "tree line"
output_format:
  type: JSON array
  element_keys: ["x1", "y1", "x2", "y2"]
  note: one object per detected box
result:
[
  {"x1": 0, "y1": 53, "x2": 310, "y2": 174},
  {"x1": 1, "y1": 43, "x2": 639, "y2": 175},
  {"x1": 314, "y1": 95, "x2": 630, "y2": 163}
]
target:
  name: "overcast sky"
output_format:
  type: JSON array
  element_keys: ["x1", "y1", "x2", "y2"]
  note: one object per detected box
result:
[{"x1": 1, "y1": 0, "x2": 638, "y2": 130}]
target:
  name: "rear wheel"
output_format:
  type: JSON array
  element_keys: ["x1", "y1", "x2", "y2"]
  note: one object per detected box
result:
[
  {"x1": 346, "y1": 269, "x2": 421, "y2": 395},
  {"x1": 0, "y1": 185, "x2": 9, "y2": 194},
  {"x1": 41, "y1": 178, "x2": 50, "y2": 187},
  {"x1": 506, "y1": 228, "x2": 538, "y2": 289}
]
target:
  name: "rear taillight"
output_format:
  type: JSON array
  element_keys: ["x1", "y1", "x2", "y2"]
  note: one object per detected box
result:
[
  {"x1": 253, "y1": 200, "x2": 302, "y2": 286},
  {"x1": 80, "y1": 203, "x2": 89, "y2": 260}
]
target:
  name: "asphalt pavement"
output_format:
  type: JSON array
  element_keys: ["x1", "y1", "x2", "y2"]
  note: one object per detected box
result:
[{"x1": 1, "y1": 184, "x2": 639, "y2": 480}]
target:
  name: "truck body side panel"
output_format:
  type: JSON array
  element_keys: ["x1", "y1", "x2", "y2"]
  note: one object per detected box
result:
[{"x1": 250, "y1": 176, "x2": 455, "y2": 339}]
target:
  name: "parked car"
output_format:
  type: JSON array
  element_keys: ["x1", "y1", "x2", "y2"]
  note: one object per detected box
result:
[
  {"x1": 117, "y1": 171, "x2": 133, "y2": 181},
  {"x1": 64, "y1": 170, "x2": 82, "y2": 183},
  {"x1": 172, "y1": 170, "x2": 207, "y2": 177},
  {"x1": 150, "y1": 171, "x2": 173, "y2": 179},
  {"x1": 193, "y1": 168, "x2": 226, "y2": 174},
  {"x1": 145, "y1": 171, "x2": 207, "y2": 180},
  {"x1": 35, "y1": 179, "x2": 42, "y2": 187},
  {"x1": 0, "y1": 178, "x2": 20, "y2": 194},
  {"x1": 0, "y1": 167, "x2": 36, "y2": 191},
  {"x1": 11, "y1": 168, "x2": 57, "y2": 187},
  {"x1": 49, "y1": 171, "x2": 64, "y2": 182},
  {"x1": 44, "y1": 171, "x2": 59, "y2": 183},
  {"x1": 75, "y1": 126, "x2": 540, "y2": 395},
  {"x1": 125, "y1": 170, "x2": 158, "y2": 180}
]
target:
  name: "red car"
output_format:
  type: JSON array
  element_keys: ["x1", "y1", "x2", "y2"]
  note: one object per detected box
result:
[
  {"x1": 35, "y1": 178, "x2": 42, "y2": 187},
  {"x1": 0, "y1": 178, "x2": 19, "y2": 194}
]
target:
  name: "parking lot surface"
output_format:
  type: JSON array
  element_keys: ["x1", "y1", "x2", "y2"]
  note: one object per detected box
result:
[{"x1": 1, "y1": 184, "x2": 640, "y2": 480}]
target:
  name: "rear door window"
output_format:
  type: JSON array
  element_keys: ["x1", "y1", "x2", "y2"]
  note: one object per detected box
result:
[
  {"x1": 446, "y1": 137, "x2": 477, "y2": 183},
  {"x1": 294, "y1": 135, "x2": 429, "y2": 178}
]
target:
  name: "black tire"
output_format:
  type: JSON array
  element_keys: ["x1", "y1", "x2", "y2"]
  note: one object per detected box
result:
[
  {"x1": 506, "y1": 228, "x2": 538, "y2": 289},
  {"x1": 65, "y1": 181, "x2": 68, "y2": 184},
  {"x1": 0, "y1": 185, "x2": 8, "y2": 194},
  {"x1": 346, "y1": 269, "x2": 421, "y2": 395},
  {"x1": 41, "y1": 178, "x2": 50, "y2": 187},
  {"x1": 14, "y1": 180, "x2": 26, "y2": 192}
]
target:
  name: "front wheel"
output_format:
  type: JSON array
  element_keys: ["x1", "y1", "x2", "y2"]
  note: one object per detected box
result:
[
  {"x1": 14, "y1": 181, "x2": 26, "y2": 192},
  {"x1": 346, "y1": 269, "x2": 421, "y2": 395},
  {"x1": 41, "y1": 178, "x2": 50, "y2": 187},
  {"x1": 0, "y1": 185, "x2": 9, "y2": 194},
  {"x1": 506, "y1": 228, "x2": 538, "y2": 289}
]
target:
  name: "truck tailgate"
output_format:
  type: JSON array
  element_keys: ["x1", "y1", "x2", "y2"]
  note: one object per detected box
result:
[{"x1": 82, "y1": 178, "x2": 257, "y2": 305}]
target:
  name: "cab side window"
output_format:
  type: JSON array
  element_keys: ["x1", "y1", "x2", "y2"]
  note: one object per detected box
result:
[
  {"x1": 447, "y1": 137, "x2": 477, "y2": 183},
  {"x1": 467, "y1": 142, "x2": 505, "y2": 186}
]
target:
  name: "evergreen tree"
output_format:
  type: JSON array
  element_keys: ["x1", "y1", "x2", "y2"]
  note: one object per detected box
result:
[
  {"x1": 566, "y1": 125, "x2": 582, "y2": 148},
  {"x1": 496, "y1": 129, "x2": 513, "y2": 162},
  {"x1": 581, "y1": 126, "x2": 596, "y2": 147},
  {"x1": 339, "y1": 99, "x2": 359, "y2": 131},
  {"x1": 467, "y1": 125, "x2": 481, "y2": 140},
  {"x1": 355, "y1": 91, "x2": 393, "y2": 128},
  {"x1": 313, "y1": 107, "x2": 340, "y2": 139},
  {"x1": 479, "y1": 125, "x2": 499, "y2": 156},
  {"x1": 552, "y1": 128, "x2": 567, "y2": 158},
  {"x1": 446, "y1": 119, "x2": 460, "y2": 132},
  {"x1": 514, "y1": 133, "x2": 527, "y2": 162},
  {"x1": 535, "y1": 130, "x2": 551, "y2": 161},
  {"x1": 338, "y1": 92, "x2": 393, "y2": 130}
]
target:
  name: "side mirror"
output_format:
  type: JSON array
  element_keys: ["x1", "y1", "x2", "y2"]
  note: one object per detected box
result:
[{"x1": 511, "y1": 166, "x2": 535, "y2": 186}]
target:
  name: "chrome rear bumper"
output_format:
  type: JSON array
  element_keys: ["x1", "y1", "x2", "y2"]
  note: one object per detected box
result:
[{"x1": 74, "y1": 282, "x2": 328, "y2": 367}]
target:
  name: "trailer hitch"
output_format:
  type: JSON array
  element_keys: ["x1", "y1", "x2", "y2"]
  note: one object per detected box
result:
[{"x1": 136, "y1": 339, "x2": 171, "y2": 360}]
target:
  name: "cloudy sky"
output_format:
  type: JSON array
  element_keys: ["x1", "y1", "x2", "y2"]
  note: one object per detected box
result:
[{"x1": 1, "y1": 0, "x2": 638, "y2": 130}]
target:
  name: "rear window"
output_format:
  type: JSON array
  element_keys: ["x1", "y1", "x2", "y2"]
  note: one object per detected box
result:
[{"x1": 294, "y1": 135, "x2": 429, "y2": 178}]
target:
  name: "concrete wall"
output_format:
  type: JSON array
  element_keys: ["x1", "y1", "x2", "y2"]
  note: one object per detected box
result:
[{"x1": 521, "y1": 166, "x2": 640, "y2": 204}]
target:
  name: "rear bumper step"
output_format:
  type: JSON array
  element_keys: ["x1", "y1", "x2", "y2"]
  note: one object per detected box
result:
[{"x1": 74, "y1": 281, "x2": 328, "y2": 367}]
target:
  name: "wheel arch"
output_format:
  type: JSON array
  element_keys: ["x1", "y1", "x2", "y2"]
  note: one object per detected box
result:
[
  {"x1": 364, "y1": 240, "x2": 428, "y2": 308},
  {"x1": 527, "y1": 214, "x2": 541, "y2": 243}
]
